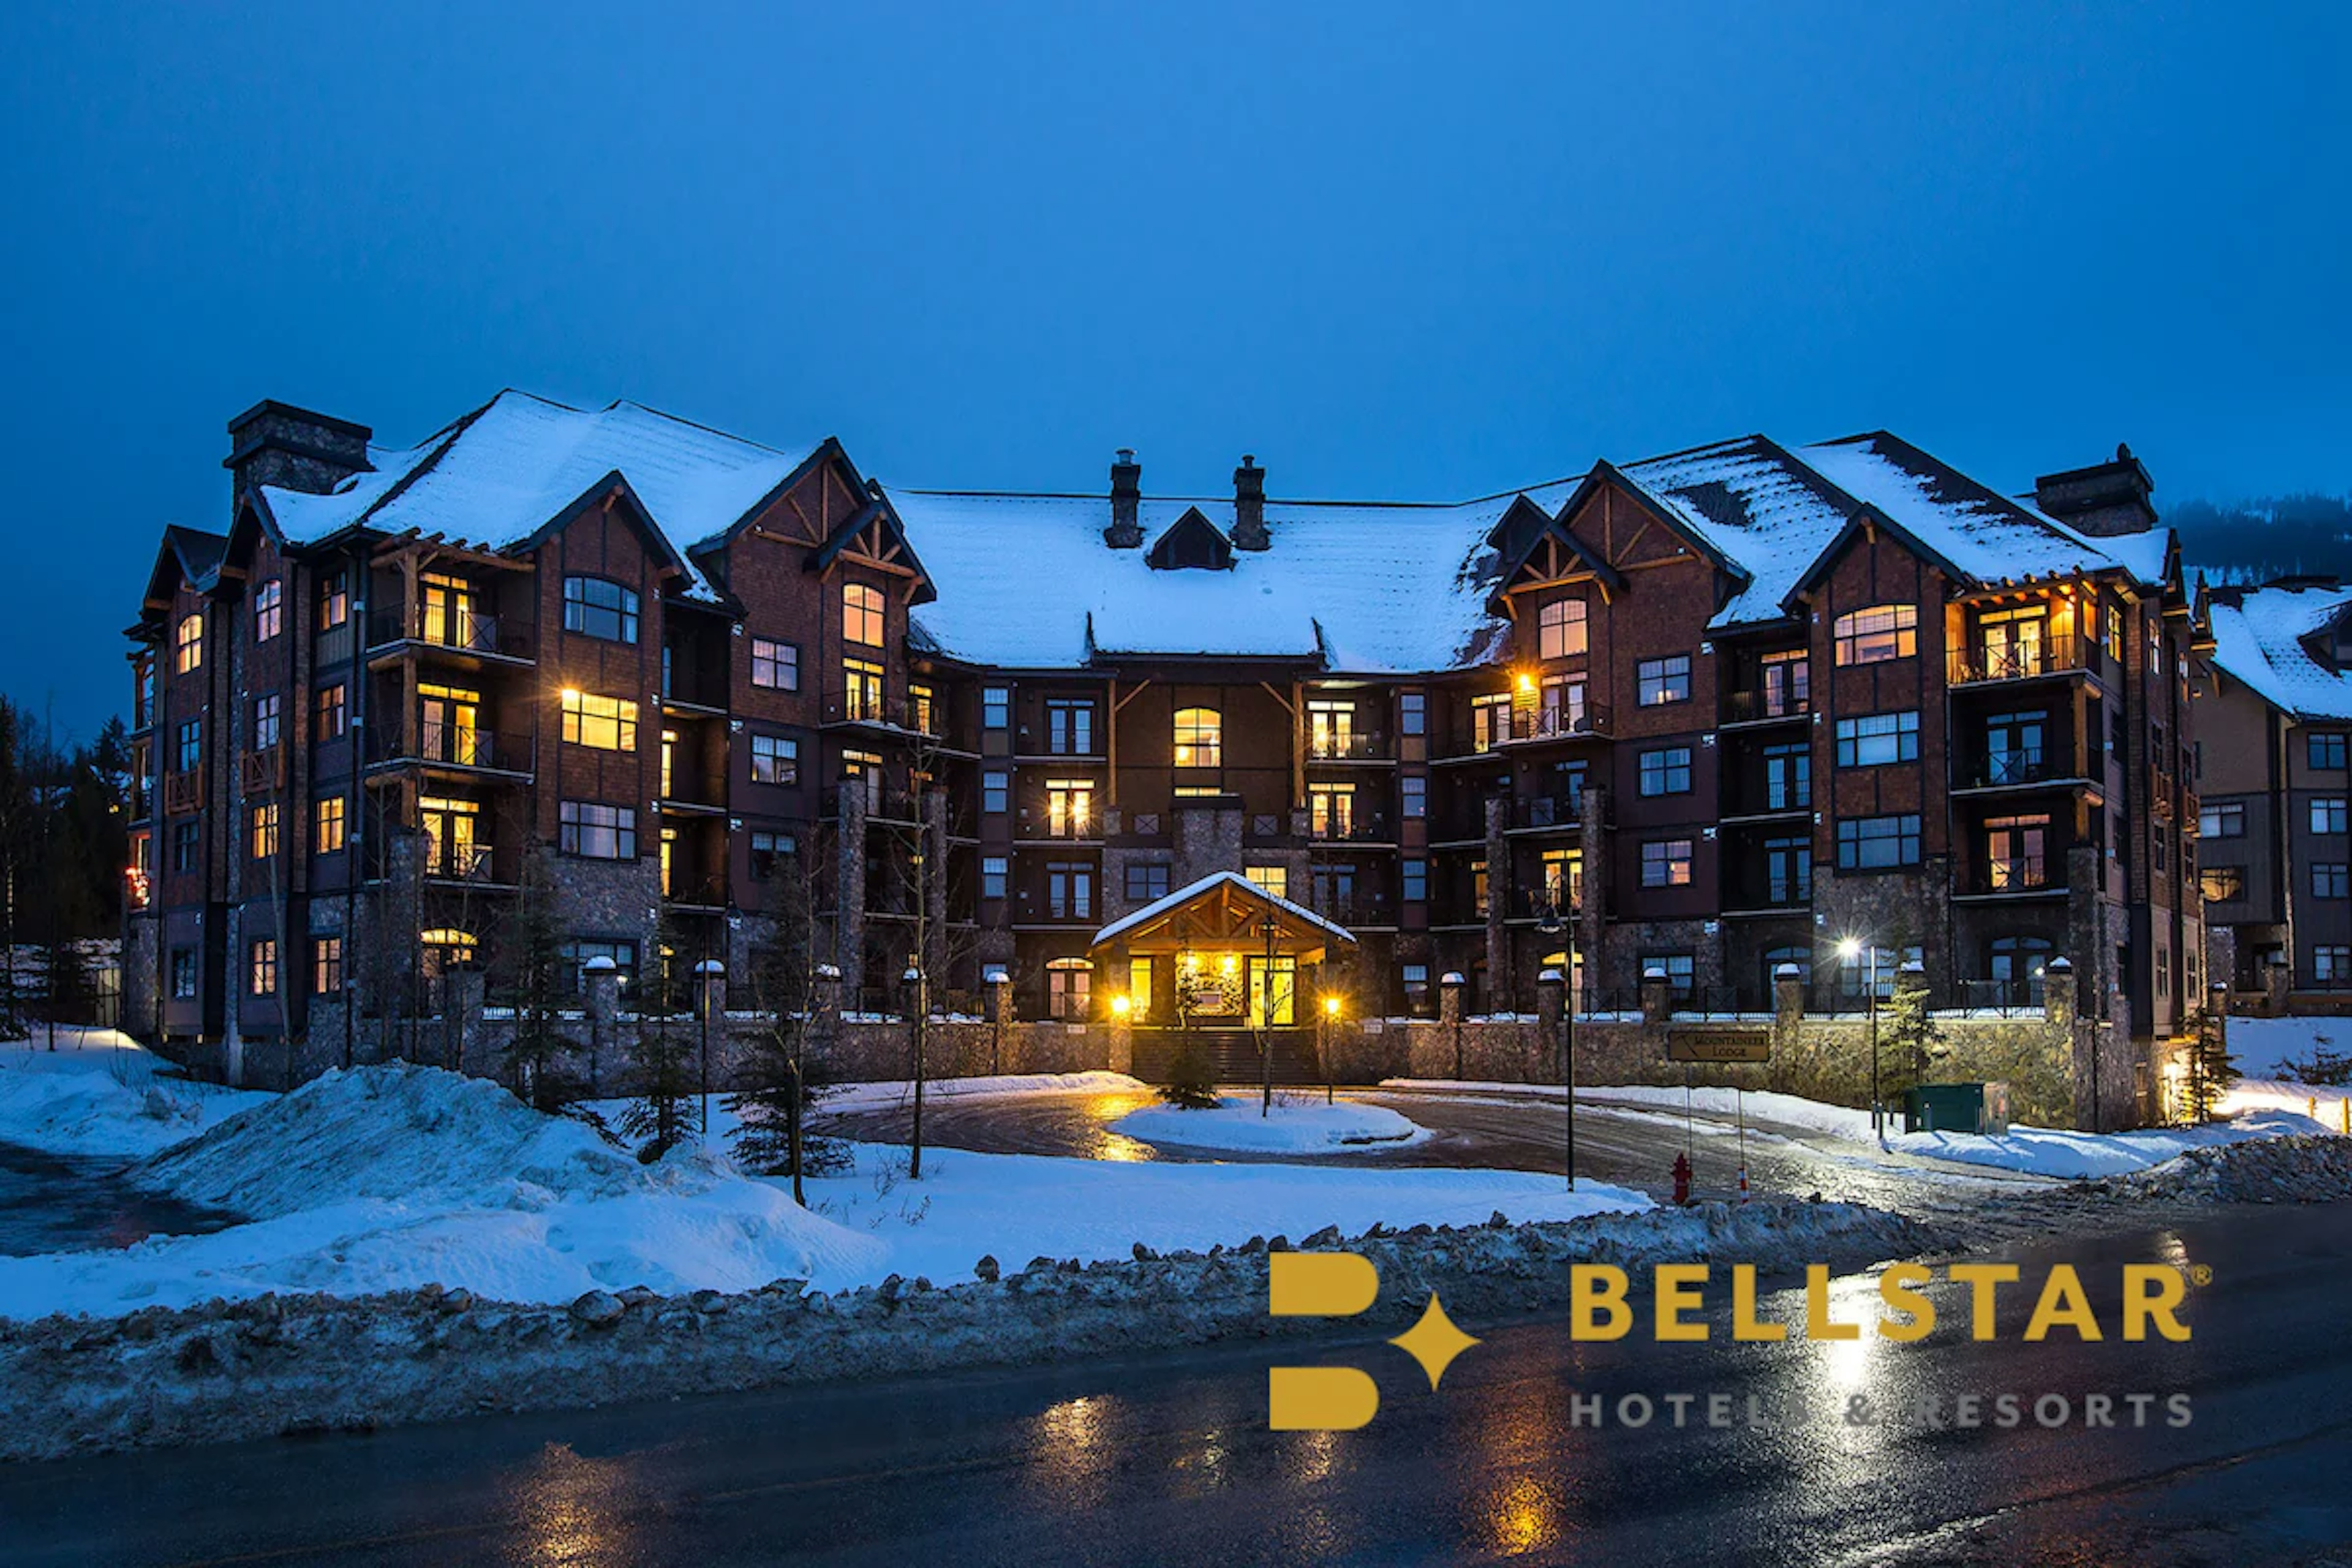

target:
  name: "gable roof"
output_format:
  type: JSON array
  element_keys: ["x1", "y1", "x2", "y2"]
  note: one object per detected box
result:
[
  {"x1": 1607, "y1": 437, "x2": 1857, "y2": 629},
  {"x1": 1088, "y1": 870, "x2": 1359, "y2": 953},
  {"x1": 250, "y1": 390, "x2": 831, "y2": 603},
  {"x1": 2206, "y1": 581, "x2": 2352, "y2": 721}
]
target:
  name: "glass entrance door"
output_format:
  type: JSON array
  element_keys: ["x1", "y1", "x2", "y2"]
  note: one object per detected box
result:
[{"x1": 1247, "y1": 956, "x2": 1297, "y2": 1027}]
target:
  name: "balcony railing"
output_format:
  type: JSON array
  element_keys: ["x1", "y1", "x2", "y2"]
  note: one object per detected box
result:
[
  {"x1": 1721, "y1": 690, "x2": 1811, "y2": 725},
  {"x1": 423, "y1": 843, "x2": 500, "y2": 884},
  {"x1": 1306, "y1": 731, "x2": 1392, "y2": 761},
  {"x1": 239, "y1": 745, "x2": 285, "y2": 795},
  {"x1": 1313, "y1": 892, "x2": 1395, "y2": 927},
  {"x1": 1953, "y1": 977, "x2": 2046, "y2": 1016},
  {"x1": 1515, "y1": 794, "x2": 1584, "y2": 830},
  {"x1": 365, "y1": 608, "x2": 527, "y2": 660},
  {"x1": 1968, "y1": 753, "x2": 2067, "y2": 789},
  {"x1": 1965, "y1": 859, "x2": 2054, "y2": 895},
  {"x1": 1948, "y1": 631, "x2": 2089, "y2": 685},
  {"x1": 820, "y1": 688, "x2": 945, "y2": 737},
  {"x1": 1311, "y1": 812, "x2": 1395, "y2": 843},
  {"x1": 164, "y1": 771, "x2": 204, "y2": 815},
  {"x1": 369, "y1": 724, "x2": 535, "y2": 775}
]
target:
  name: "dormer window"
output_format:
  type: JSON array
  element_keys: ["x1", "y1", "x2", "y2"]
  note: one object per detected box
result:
[{"x1": 1145, "y1": 508, "x2": 1234, "y2": 571}]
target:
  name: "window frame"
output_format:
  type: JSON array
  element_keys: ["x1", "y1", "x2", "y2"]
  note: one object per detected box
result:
[
  {"x1": 562, "y1": 576, "x2": 641, "y2": 645},
  {"x1": 559, "y1": 799, "x2": 638, "y2": 860},
  {"x1": 1635, "y1": 654, "x2": 1691, "y2": 707},
  {"x1": 750, "y1": 636, "x2": 800, "y2": 692},
  {"x1": 1833, "y1": 603, "x2": 1919, "y2": 666}
]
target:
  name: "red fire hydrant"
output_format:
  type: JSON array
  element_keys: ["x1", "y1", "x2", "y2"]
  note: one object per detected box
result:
[{"x1": 1672, "y1": 1152, "x2": 1693, "y2": 1207}]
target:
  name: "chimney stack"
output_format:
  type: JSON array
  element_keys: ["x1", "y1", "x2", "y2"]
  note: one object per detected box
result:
[
  {"x1": 1233, "y1": 454, "x2": 1268, "y2": 551},
  {"x1": 225, "y1": 399, "x2": 372, "y2": 498},
  {"x1": 1105, "y1": 448, "x2": 1143, "y2": 548},
  {"x1": 2034, "y1": 442, "x2": 2156, "y2": 538}
]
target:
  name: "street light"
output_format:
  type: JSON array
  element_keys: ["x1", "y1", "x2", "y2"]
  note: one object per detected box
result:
[
  {"x1": 1538, "y1": 898, "x2": 1575, "y2": 1191},
  {"x1": 1837, "y1": 935, "x2": 1883, "y2": 1144},
  {"x1": 1320, "y1": 992, "x2": 1341, "y2": 1105},
  {"x1": 1257, "y1": 910, "x2": 1283, "y2": 1117}
]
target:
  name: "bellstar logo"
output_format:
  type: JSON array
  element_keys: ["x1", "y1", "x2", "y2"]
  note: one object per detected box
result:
[{"x1": 1267, "y1": 1252, "x2": 1480, "y2": 1431}]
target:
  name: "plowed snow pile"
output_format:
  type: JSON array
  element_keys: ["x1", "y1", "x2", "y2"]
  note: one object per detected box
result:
[{"x1": 0, "y1": 1064, "x2": 883, "y2": 1319}]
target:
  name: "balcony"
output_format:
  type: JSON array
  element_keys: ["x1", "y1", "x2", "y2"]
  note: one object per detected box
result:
[
  {"x1": 1496, "y1": 704, "x2": 1613, "y2": 747},
  {"x1": 1312, "y1": 891, "x2": 1395, "y2": 928},
  {"x1": 820, "y1": 688, "x2": 949, "y2": 741},
  {"x1": 1958, "y1": 859, "x2": 2060, "y2": 899},
  {"x1": 1957, "y1": 753, "x2": 2086, "y2": 791},
  {"x1": 1310, "y1": 812, "x2": 1395, "y2": 845},
  {"x1": 423, "y1": 843, "x2": 508, "y2": 886},
  {"x1": 1720, "y1": 690, "x2": 1811, "y2": 726},
  {"x1": 368, "y1": 723, "x2": 535, "y2": 778},
  {"x1": 1947, "y1": 631, "x2": 2090, "y2": 687},
  {"x1": 1512, "y1": 794, "x2": 1584, "y2": 831},
  {"x1": 239, "y1": 745, "x2": 285, "y2": 796},
  {"x1": 1306, "y1": 731, "x2": 1392, "y2": 761},
  {"x1": 164, "y1": 771, "x2": 204, "y2": 815},
  {"x1": 365, "y1": 608, "x2": 532, "y2": 663}
]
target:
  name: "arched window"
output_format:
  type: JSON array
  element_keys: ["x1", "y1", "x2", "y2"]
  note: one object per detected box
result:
[
  {"x1": 1537, "y1": 598, "x2": 1587, "y2": 661},
  {"x1": 844, "y1": 582, "x2": 885, "y2": 646},
  {"x1": 175, "y1": 612, "x2": 203, "y2": 674},
  {"x1": 1988, "y1": 935, "x2": 2054, "y2": 1006},
  {"x1": 1174, "y1": 707, "x2": 1222, "y2": 768},
  {"x1": 1833, "y1": 604, "x2": 1918, "y2": 666}
]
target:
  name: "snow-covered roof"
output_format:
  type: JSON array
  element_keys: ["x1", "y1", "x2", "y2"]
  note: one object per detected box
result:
[
  {"x1": 253, "y1": 391, "x2": 828, "y2": 603},
  {"x1": 2206, "y1": 582, "x2": 2352, "y2": 721},
  {"x1": 889, "y1": 486, "x2": 1576, "y2": 673},
  {"x1": 1610, "y1": 437, "x2": 1859, "y2": 631},
  {"x1": 1088, "y1": 870, "x2": 1360, "y2": 949}
]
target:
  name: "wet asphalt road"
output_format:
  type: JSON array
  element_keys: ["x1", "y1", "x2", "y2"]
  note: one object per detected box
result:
[
  {"x1": 812, "y1": 1085, "x2": 2046, "y2": 1214},
  {"x1": 6, "y1": 1202, "x2": 2345, "y2": 1566},
  {"x1": 0, "y1": 1140, "x2": 238, "y2": 1257}
]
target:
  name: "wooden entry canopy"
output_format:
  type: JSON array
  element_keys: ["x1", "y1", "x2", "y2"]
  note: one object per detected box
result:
[{"x1": 1088, "y1": 871, "x2": 1357, "y2": 964}]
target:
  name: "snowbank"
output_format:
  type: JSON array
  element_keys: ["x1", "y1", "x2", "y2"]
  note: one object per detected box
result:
[
  {"x1": 1111, "y1": 1094, "x2": 1425, "y2": 1155},
  {"x1": 1887, "y1": 1110, "x2": 2328, "y2": 1179},
  {"x1": 0, "y1": 1036, "x2": 266, "y2": 1159},
  {"x1": 1384, "y1": 1078, "x2": 1877, "y2": 1140}
]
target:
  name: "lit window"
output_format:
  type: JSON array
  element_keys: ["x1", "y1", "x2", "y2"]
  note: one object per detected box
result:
[
  {"x1": 315, "y1": 683, "x2": 346, "y2": 739},
  {"x1": 1246, "y1": 865, "x2": 1288, "y2": 900},
  {"x1": 251, "y1": 802, "x2": 280, "y2": 859},
  {"x1": 1308, "y1": 783, "x2": 1355, "y2": 836},
  {"x1": 1833, "y1": 604, "x2": 1918, "y2": 666},
  {"x1": 175, "y1": 613, "x2": 203, "y2": 674},
  {"x1": 1046, "y1": 957, "x2": 1093, "y2": 1019},
  {"x1": 1537, "y1": 598, "x2": 1588, "y2": 661},
  {"x1": 1047, "y1": 778, "x2": 1094, "y2": 837},
  {"x1": 750, "y1": 638, "x2": 799, "y2": 692},
  {"x1": 844, "y1": 582, "x2": 886, "y2": 646},
  {"x1": 314, "y1": 796, "x2": 345, "y2": 854},
  {"x1": 1636, "y1": 655, "x2": 1691, "y2": 706},
  {"x1": 249, "y1": 939, "x2": 278, "y2": 997},
  {"x1": 1640, "y1": 839, "x2": 1693, "y2": 888},
  {"x1": 1174, "y1": 707, "x2": 1222, "y2": 768},
  {"x1": 562, "y1": 577, "x2": 639, "y2": 644},
  {"x1": 841, "y1": 658, "x2": 885, "y2": 722},
  {"x1": 560, "y1": 690, "x2": 639, "y2": 752},
  {"x1": 313, "y1": 936, "x2": 343, "y2": 994},
  {"x1": 317, "y1": 571, "x2": 349, "y2": 631},
  {"x1": 750, "y1": 733, "x2": 797, "y2": 786},
  {"x1": 253, "y1": 579, "x2": 282, "y2": 642}
]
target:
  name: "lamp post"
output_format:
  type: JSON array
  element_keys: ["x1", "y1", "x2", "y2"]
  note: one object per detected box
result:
[
  {"x1": 1257, "y1": 910, "x2": 1282, "y2": 1117},
  {"x1": 904, "y1": 962, "x2": 927, "y2": 1178},
  {"x1": 1320, "y1": 992, "x2": 1340, "y2": 1105},
  {"x1": 1838, "y1": 935, "x2": 1883, "y2": 1144}
]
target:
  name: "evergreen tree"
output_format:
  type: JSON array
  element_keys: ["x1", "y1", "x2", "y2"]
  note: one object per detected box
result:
[
  {"x1": 1881, "y1": 962, "x2": 1945, "y2": 1097},
  {"x1": 0, "y1": 699, "x2": 33, "y2": 1041},
  {"x1": 620, "y1": 914, "x2": 698, "y2": 1161},
  {"x1": 727, "y1": 843, "x2": 849, "y2": 1198},
  {"x1": 499, "y1": 843, "x2": 583, "y2": 1113},
  {"x1": 2182, "y1": 1005, "x2": 2238, "y2": 1125},
  {"x1": 1158, "y1": 957, "x2": 1220, "y2": 1109}
]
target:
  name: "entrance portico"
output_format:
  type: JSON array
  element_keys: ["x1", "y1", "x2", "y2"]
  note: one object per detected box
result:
[{"x1": 1088, "y1": 870, "x2": 1357, "y2": 1030}]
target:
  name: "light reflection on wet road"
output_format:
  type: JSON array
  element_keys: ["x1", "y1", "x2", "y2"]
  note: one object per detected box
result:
[
  {"x1": 7, "y1": 1204, "x2": 2346, "y2": 1566},
  {"x1": 813, "y1": 1085, "x2": 2044, "y2": 1213}
]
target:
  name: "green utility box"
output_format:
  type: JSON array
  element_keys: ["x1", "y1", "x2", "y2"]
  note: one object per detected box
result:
[{"x1": 1901, "y1": 1082, "x2": 2011, "y2": 1136}]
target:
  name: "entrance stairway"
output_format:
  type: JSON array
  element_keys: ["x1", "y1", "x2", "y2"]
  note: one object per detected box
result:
[{"x1": 1128, "y1": 1028, "x2": 1325, "y2": 1088}]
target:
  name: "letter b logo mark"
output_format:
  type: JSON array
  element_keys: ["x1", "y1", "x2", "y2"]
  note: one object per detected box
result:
[{"x1": 1268, "y1": 1253, "x2": 1381, "y2": 1431}]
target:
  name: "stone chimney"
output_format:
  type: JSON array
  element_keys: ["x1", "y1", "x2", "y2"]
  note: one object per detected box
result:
[
  {"x1": 2034, "y1": 443, "x2": 2155, "y2": 538},
  {"x1": 1105, "y1": 448, "x2": 1143, "y2": 548},
  {"x1": 1233, "y1": 454, "x2": 1268, "y2": 551},
  {"x1": 225, "y1": 399, "x2": 372, "y2": 498}
]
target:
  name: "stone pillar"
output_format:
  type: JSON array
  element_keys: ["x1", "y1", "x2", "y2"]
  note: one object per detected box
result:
[
  {"x1": 1536, "y1": 968, "x2": 1564, "y2": 1036},
  {"x1": 922, "y1": 792, "x2": 949, "y2": 988},
  {"x1": 1773, "y1": 962, "x2": 1806, "y2": 1025},
  {"x1": 1640, "y1": 967, "x2": 1673, "y2": 1027},
  {"x1": 984, "y1": 967, "x2": 1012, "y2": 1074},
  {"x1": 1577, "y1": 784, "x2": 1610, "y2": 1004},
  {"x1": 2043, "y1": 956, "x2": 2076, "y2": 1029},
  {"x1": 1483, "y1": 796, "x2": 1513, "y2": 1011},
  {"x1": 584, "y1": 956, "x2": 620, "y2": 1095},
  {"x1": 450, "y1": 964, "x2": 488, "y2": 1077},
  {"x1": 1105, "y1": 1005, "x2": 1133, "y2": 1076},
  {"x1": 1438, "y1": 971, "x2": 1466, "y2": 1025},
  {"x1": 835, "y1": 786, "x2": 868, "y2": 1004},
  {"x1": 2264, "y1": 956, "x2": 2290, "y2": 1016}
]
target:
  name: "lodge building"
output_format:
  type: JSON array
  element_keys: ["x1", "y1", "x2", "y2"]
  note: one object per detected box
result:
[{"x1": 123, "y1": 394, "x2": 2203, "y2": 1090}]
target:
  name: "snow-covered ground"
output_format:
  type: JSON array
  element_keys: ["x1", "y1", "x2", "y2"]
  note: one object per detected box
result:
[
  {"x1": 0, "y1": 1057, "x2": 1646, "y2": 1322},
  {"x1": 819, "y1": 1070, "x2": 1150, "y2": 1116},
  {"x1": 1112, "y1": 1093, "x2": 1426, "y2": 1155},
  {"x1": 0, "y1": 1031, "x2": 268, "y2": 1158},
  {"x1": 2216, "y1": 1016, "x2": 2352, "y2": 1129},
  {"x1": 1382, "y1": 1075, "x2": 2339, "y2": 1179}
]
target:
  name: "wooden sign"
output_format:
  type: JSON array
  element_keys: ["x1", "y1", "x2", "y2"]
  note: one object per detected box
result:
[{"x1": 1667, "y1": 1027, "x2": 1770, "y2": 1064}]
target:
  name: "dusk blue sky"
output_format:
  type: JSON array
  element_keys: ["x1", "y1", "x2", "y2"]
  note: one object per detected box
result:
[{"x1": 3, "y1": 2, "x2": 2346, "y2": 737}]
